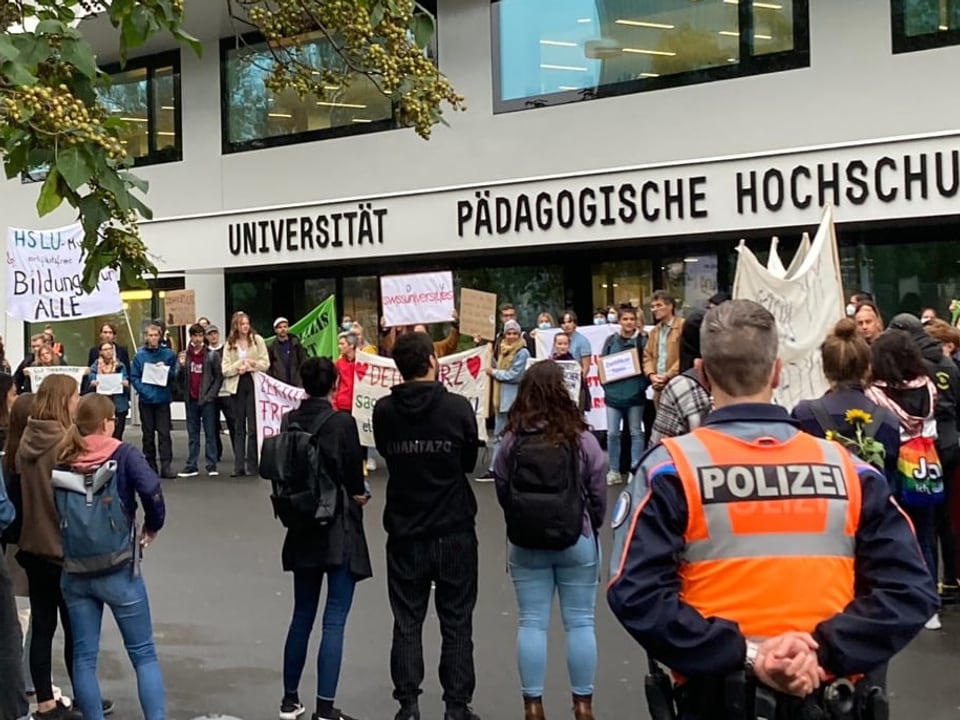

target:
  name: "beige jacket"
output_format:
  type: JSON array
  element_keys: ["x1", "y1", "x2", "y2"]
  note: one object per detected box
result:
[
  {"x1": 642, "y1": 318, "x2": 685, "y2": 382},
  {"x1": 221, "y1": 334, "x2": 270, "y2": 394}
]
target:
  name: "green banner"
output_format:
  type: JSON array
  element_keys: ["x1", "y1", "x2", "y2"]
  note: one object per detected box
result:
[{"x1": 263, "y1": 296, "x2": 338, "y2": 359}]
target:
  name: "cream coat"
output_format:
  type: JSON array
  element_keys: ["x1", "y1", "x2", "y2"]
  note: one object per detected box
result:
[{"x1": 221, "y1": 334, "x2": 270, "y2": 394}]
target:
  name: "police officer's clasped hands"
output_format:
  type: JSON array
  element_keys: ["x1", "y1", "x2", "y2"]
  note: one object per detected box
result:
[{"x1": 752, "y1": 632, "x2": 825, "y2": 698}]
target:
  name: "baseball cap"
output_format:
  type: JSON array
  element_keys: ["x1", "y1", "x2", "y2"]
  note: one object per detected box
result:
[
  {"x1": 205, "y1": 324, "x2": 219, "y2": 334},
  {"x1": 273, "y1": 317, "x2": 289, "y2": 329}
]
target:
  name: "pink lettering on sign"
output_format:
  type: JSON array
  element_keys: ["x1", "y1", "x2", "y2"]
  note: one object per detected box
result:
[
  {"x1": 366, "y1": 364, "x2": 402, "y2": 388},
  {"x1": 440, "y1": 360, "x2": 466, "y2": 388}
]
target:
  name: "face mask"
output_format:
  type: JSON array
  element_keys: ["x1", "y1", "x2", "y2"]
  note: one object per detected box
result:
[
  {"x1": 538, "y1": 322, "x2": 551, "y2": 330},
  {"x1": 607, "y1": 313, "x2": 617, "y2": 323},
  {"x1": 342, "y1": 322, "x2": 352, "y2": 331},
  {"x1": 593, "y1": 317, "x2": 605, "y2": 325},
  {"x1": 845, "y1": 303, "x2": 856, "y2": 317}
]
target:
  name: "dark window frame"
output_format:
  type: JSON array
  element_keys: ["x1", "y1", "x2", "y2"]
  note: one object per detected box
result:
[
  {"x1": 490, "y1": 0, "x2": 810, "y2": 114},
  {"x1": 891, "y1": 0, "x2": 960, "y2": 53}
]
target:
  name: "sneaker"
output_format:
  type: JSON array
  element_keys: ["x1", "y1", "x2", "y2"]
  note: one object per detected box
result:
[
  {"x1": 177, "y1": 468, "x2": 199, "y2": 478},
  {"x1": 314, "y1": 710, "x2": 360, "y2": 720},
  {"x1": 160, "y1": 467, "x2": 176, "y2": 480},
  {"x1": 474, "y1": 471, "x2": 495, "y2": 483},
  {"x1": 366, "y1": 457, "x2": 377, "y2": 472},
  {"x1": 207, "y1": 468, "x2": 220, "y2": 477},
  {"x1": 34, "y1": 701, "x2": 82, "y2": 720},
  {"x1": 279, "y1": 699, "x2": 306, "y2": 720},
  {"x1": 102, "y1": 698, "x2": 115, "y2": 716},
  {"x1": 939, "y1": 583, "x2": 959, "y2": 605},
  {"x1": 925, "y1": 613, "x2": 942, "y2": 630},
  {"x1": 444, "y1": 706, "x2": 481, "y2": 720},
  {"x1": 394, "y1": 704, "x2": 420, "y2": 720},
  {"x1": 606, "y1": 470, "x2": 623, "y2": 486}
]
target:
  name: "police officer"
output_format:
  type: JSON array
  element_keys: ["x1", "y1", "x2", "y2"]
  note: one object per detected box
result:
[{"x1": 607, "y1": 300, "x2": 939, "y2": 720}]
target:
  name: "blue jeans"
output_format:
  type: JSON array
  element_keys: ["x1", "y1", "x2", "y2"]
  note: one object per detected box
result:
[
  {"x1": 490, "y1": 412, "x2": 509, "y2": 470},
  {"x1": 62, "y1": 569, "x2": 165, "y2": 720},
  {"x1": 185, "y1": 400, "x2": 218, "y2": 472},
  {"x1": 283, "y1": 564, "x2": 357, "y2": 702},
  {"x1": 905, "y1": 504, "x2": 937, "y2": 584},
  {"x1": 605, "y1": 405, "x2": 644, "y2": 474},
  {"x1": 508, "y1": 534, "x2": 599, "y2": 697}
]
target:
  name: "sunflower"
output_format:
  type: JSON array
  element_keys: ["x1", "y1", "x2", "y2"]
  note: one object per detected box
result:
[
  {"x1": 825, "y1": 430, "x2": 837, "y2": 441},
  {"x1": 844, "y1": 409, "x2": 873, "y2": 426}
]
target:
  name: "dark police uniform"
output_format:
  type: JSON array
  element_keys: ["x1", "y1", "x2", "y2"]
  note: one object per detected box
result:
[{"x1": 607, "y1": 403, "x2": 939, "y2": 720}]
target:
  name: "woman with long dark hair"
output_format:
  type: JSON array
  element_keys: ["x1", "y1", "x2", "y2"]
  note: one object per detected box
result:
[
  {"x1": 0, "y1": 373, "x2": 16, "y2": 449},
  {"x1": 221, "y1": 311, "x2": 269, "y2": 476},
  {"x1": 492, "y1": 362, "x2": 608, "y2": 720}
]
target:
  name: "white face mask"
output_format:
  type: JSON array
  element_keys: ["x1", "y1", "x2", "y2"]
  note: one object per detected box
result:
[
  {"x1": 607, "y1": 313, "x2": 618, "y2": 323},
  {"x1": 846, "y1": 303, "x2": 857, "y2": 317}
]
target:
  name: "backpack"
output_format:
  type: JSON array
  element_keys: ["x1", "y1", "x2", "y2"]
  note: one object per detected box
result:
[
  {"x1": 503, "y1": 433, "x2": 585, "y2": 551},
  {"x1": 259, "y1": 411, "x2": 338, "y2": 530},
  {"x1": 51, "y1": 461, "x2": 135, "y2": 577},
  {"x1": 896, "y1": 435, "x2": 944, "y2": 507},
  {"x1": 0, "y1": 455, "x2": 23, "y2": 547},
  {"x1": 809, "y1": 399, "x2": 885, "y2": 471}
]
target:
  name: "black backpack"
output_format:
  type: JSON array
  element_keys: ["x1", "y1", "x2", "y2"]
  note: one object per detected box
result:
[
  {"x1": 259, "y1": 411, "x2": 338, "y2": 530},
  {"x1": 809, "y1": 398, "x2": 885, "y2": 471},
  {"x1": 503, "y1": 433, "x2": 584, "y2": 551}
]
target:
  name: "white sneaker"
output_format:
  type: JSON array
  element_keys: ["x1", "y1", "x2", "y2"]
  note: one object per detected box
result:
[
  {"x1": 279, "y1": 700, "x2": 305, "y2": 720},
  {"x1": 925, "y1": 613, "x2": 942, "y2": 630},
  {"x1": 607, "y1": 471, "x2": 624, "y2": 486},
  {"x1": 366, "y1": 457, "x2": 377, "y2": 471}
]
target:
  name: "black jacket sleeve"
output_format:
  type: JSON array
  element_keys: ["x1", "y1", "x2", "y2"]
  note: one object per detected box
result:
[
  {"x1": 460, "y1": 397, "x2": 479, "y2": 475},
  {"x1": 812, "y1": 468, "x2": 939, "y2": 676},
  {"x1": 336, "y1": 414, "x2": 366, "y2": 498}
]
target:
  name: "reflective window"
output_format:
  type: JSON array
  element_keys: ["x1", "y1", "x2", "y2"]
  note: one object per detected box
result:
[
  {"x1": 591, "y1": 260, "x2": 653, "y2": 320},
  {"x1": 492, "y1": 0, "x2": 809, "y2": 112},
  {"x1": 662, "y1": 254, "x2": 719, "y2": 316},
  {"x1": 892, "y1": 0, "x2": 960, "y2": 52}
]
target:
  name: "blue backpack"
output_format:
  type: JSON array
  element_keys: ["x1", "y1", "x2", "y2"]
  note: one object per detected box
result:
[{"x1": 52, "y1": 461, "x2": 137, "y2": 577}]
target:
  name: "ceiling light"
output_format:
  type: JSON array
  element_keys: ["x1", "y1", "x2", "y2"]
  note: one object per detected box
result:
[
  {"x1": 558, "y1": 85, "x2": 581, "y2": 90},
  {"x1": 719, "y1": 30, "x2": 773, "y2": 39},
  {"x1": 940, "y1": 24, "x2": 950, "y2": 30},
  {"x1": 601, "y1": 283, "x2": 609, "y2": 289},
  {"x1": 728, "y1": 57, "x2": 738, "y2": 62},
  {"x1": 622, "y1": 48, "x2": 676, "y2": 56},
  {"x1": 577, "y1": 17, "x2": 592, "y2": 23},
  {"x1": 540, "y1": 39, "x2": 578, "y2": 47},
  {"x1": 160, "y1": 105, "x2": 175, "y2": 111},
  {"x1": 640, "y1": 72, "x2": 660, "y2": 78},
  {"x1": 119, "y1": 117, "x2": 149, "y2": 123},
  {"x1": 352, "y1": 118, "x2": 373, "y2": 123},
  {"x1": 683, "y1": 257, "x2": 700, "y2": 263},
  {"x1": 615, "y1": 19, "x2": 675, "y2": 30},
  {"x1": 268, "y1": 112, "x2": 293, "y2": 118},
  {"x1": 316, "y1": 101, "x2": 367, "y2": 108},
  {"x1": 156, "y1": 131, "x2": 176, "y2": 136},
  {"x1": 723, "y1": 0, "x2": 783, "y2": 8},
  {"x1": 540, "y1": 63, "x2": 589, "y2": 71}
]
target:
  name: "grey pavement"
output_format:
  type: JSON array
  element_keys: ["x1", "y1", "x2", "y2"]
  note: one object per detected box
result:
[{"x1": 47, "y1": 427, "x2": 960, "y2": 720}]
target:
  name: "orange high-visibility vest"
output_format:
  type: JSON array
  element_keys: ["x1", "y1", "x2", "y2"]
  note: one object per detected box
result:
[{"x1": 661, "y1": 428, "x2": 862, "y2": 639}]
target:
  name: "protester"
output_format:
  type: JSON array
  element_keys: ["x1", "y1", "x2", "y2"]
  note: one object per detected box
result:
[
  {"x1": 268, "y1": 317, "x2": 308, "y2": 388},
  {"x1": 550, "y1": 334, "x2": 573, "y2": 360},
  {"x1": 222, "y1": 311, "x2": 270, "y2": 477},
  {"x1": 0, "y1": 335, "x2": 10, "y2": 375},
  {"x1": 205, "y1": 325, "x2": 236, "y2": 463},
  {"x1": 599, "y1": 306, "x2": 645, "y2": 485},
  {"x1": 14, "y1": 334, "x2": 48, "y2": 394},
  {"x1": 85, "y1": 324, "x2": 131, "y2": 370},
  {"x1": 56, "y1": 394, "x2": 166, "y2": 720},
  {"x1": 277, "y1": 358, "x2": 371, "y2": 720},
  {"x1": 88, "y1": 342, "x2": 130, "y2": 441},
  {"x1": 642, "y1": 290, "x2": 684, "y2": 407},
  {"x1": 492, "y1": 361, "x2": 607, "y2": 720},
  {"x1": 485, "y1": 320, "x2": 531, "y2": 477},
  {"x1": 42, "y1": 326, "x2": 63, "y2": 360},
  {"x1": 0, "y1": 374, "x2": 14, "y2": 449},
  {"x1": 922, "y1": 307, "x2": 938, "y2": 324},
  {"x1": 557, "y1": 312, "x2": 591, "y2": 377},
  {"x1": 0, "y1": 460, "x2": 27, "y2": 720},
  {"x1": 177, "y1": 324, "x2": 224, "y2": 478},
  {"x1": 349, "y1": 323, "x2": 378, "y2": 355},
  {"x1": 373, "y1": 332, "x2": 481, "y2": 720},
  {"x1": 2, "y1": 393, "x2": 32, "y2": 552},
  {"x1": 854, "y1": 301, "x2": 884, "y2": 345},
  {"x1": 130, "y1": 324, "x2": 177, "y2": 479},
  {"x1": 529, "y1": 312, "x2": 555, "y2": 341}
]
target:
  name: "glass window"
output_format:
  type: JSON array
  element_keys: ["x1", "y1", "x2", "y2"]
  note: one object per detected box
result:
[
  {"x1": 662, "y1": 254, "x2": 719, "y2": 316},
  {"x1": 455, "y1": 265, "x2": 565, "y2": 332},
  {"x1": 492, "y1": 0, "x2": 809, "y2": 112},
  {"x1": 892, "y1": 0, "x2": 960, "y2": 51},
  {"x1": 228, "y1": 277, "x2": 274, "y2": 338},
  {"x1": 591, "y1": 260, "x2": 653, "y2": 322},
  {"x1": 341, "y1": 276, "x2": 380, "y2": 344}
]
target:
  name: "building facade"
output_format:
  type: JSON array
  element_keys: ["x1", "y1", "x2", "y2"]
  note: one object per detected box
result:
[{"x1": 2, "y1": 0, "x2": 959, "y2": 363}]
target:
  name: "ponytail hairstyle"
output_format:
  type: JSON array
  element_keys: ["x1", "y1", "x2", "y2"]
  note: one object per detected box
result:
[
  {"x1": 31, "y1": 374, "x2": 78, "y2": 430},
  {"x1": 57, "y1": 394, "x2": 116, "y2": 465},
  {"x1": 3, "y1": 392, "x2": 34, "y2": 477}
]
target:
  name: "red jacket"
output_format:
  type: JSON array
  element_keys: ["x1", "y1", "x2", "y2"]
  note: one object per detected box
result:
[{"x1": 334, "y1": 355, "x2": 356, "y2": 412}]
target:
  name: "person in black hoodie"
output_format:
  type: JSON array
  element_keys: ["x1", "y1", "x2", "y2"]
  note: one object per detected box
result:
[
  {"x1": 889, "y1": 313, "x2": 960, "y2": 605},
  {"x1": 277, "y1": 357, "x2": 371, "y2": 720},
  {"x1": 373, "y1": 332, "x2": 480, "y2": 720}
]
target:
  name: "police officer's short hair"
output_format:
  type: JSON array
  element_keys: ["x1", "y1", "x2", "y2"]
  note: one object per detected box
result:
[{"x1": 700, "y1": 299, "x2": 778, "y2": 397}]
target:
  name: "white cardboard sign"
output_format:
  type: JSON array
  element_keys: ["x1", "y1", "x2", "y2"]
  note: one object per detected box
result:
[
  {"x1": 380, "y1": 271, "x2": 455, "y2": 327},
  {"x1": 25, "y1": 365, "x2": 87, "y2": 390}
]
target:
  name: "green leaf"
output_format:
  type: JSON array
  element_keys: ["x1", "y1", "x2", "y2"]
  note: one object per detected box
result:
[
  {"x1": 37, "y1": 166, "x2": 64, "y2": 216},
  {"x1": 60, "y1": 37, "x2": 98, "y2": 79},
  {"x1": 127, "y1": 192, "x2": 153, "y2": 220},
  {"x1": 120, "y1": 171, "x2": 149, "y2": 193},
  {"x1": 11, "y1": 35, "x2": 51, "y2": 68},
  {"x1": 98, "y1": 168, "x2": 130, "y2": 211},
  {"x1": 35, "y1": 19, "x2": 66, "y2": 35},
  {"x1": 56, "y1": 146, "x2": 94, "y2": 190},
  {"x1": 4, "y1": 143, "x2": 30, "y2": 180},
  {"x1": 409, "y1": 13, "x2": 435, "y2": 49},
  {"x1": 0, "y1": 36, "x2": 19, "y2": 62},
  {"x1": 0, "y1": 60, "x2": 37, "y2": 86},
  {"x1": 78, "y1": 194, "x2": 109, "y2": 240},
  {"x1": 173, "y1": 28, "x2": 203, "y2": 58},
  {"x1": 370, "y1": 5, "x2": 385, "y2": 28}
]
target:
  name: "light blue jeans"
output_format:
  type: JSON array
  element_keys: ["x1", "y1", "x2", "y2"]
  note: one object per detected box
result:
[
  {"x1": 606, "y1": 405, "x2": 644, "y2": 474},
  {"x1": 508, "y1": 533, "x2": 599, "y2": 697},
  {"x1": 62, "y1": 569, "x2": 165, "y2": 720}
]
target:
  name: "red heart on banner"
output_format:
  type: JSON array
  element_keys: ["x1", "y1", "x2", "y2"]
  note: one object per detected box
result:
[
  {"x1": 466, "y1": 356, "x2": 482, "y2": 380},
  {"x1": 355, "y1": 362, "x2": 369, "y2": 382}
]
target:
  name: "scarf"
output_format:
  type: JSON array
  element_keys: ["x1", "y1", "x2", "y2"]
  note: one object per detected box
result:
[
  {"x1": 865, "y1": 377, "x2": 936, "y2": 436},
  {"x1": 70, "y1": 434, "x2": 122, "y2": 473},
  {"x1": 493, "y1": 336, "x2": 524, "y2": 413},
  {"x1": 97, "y1": 357, "x2": 119, "y2": 375}
]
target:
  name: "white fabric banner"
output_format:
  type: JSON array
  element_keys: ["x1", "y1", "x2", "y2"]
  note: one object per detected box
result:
[
  {"x1": 380, "y1": 271, "x2": 455, "y2": 327},
  {"x1": 535, "y1": 325, "x2": 621, "y2": 431},
  {"x1": 733, "y1": 206, "x2": 845, "y2": 409},
  {"x1": 25, "y1": 366, "x2": 87, "y2": 390},
  {"x1": 6, "y1": 223, "x2": 123, "y2": 322},
  {"x1": 253, "y1": 372, "x2": 308, "y2": 453},
  {"x1": 352, "y1": 345, "x2": 491, "y2": 447}
]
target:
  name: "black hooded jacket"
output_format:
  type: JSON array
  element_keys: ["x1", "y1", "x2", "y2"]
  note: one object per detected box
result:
[{"x1": 373, "y1": 381, "x2": 479, "y2": 541}]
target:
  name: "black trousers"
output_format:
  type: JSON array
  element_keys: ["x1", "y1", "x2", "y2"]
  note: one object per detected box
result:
[
  {"x1": 0, "y1": 554, "x2": 26, "y2": 720},
  {"x1": 215, "y1": 396, "x2": 236, "y2": 463},
  {"x1": 113, "y1": 410, "x2": 128, "y2": 441},
  {"x1": 232, "y1": 375, "x2": 258, "y2": 474},
  {"x1": 17, "y1": 553, "x2": 73, "y2": 704},
  {"x1": 387, "y1": 529, "x2": 478, "y2": 708},
  {"x1": 139, "y1": 401, "x2": 173, "y2": 471},
  {"x1": 936, "y1": 444, "x2": 959, "y2": 582}
]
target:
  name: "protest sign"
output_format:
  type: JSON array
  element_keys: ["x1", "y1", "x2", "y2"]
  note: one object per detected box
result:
[
  {"x1": 253, "y1": 372, "x2": 309, "y2": 452},
  {"x1": 733, "y1": 205, "x2": 845, "y2": 409},
  {"x1": 263, "y1": 296, "x2": 339, "y2": 359},
  {"x1": 535, "y1": 325, "x2": 620, "y2": 431},
  {"x1": 527, "y1": 357, "x2": 582, "y2": 403},
  {"x1": 381, "y1": 271, "x2": 455, "y2": 327},
  {"x1": 6, "y1": 223, "x2": 123, "y2": 322},
  {"x1": 459, "y1": 288, "x2": 497, "y2": 340},
  {"x1": 597, "y1": 348, "x2": 642, "y2": 384},
  {"x1": 352, "y1": 345, "x2": 491, "y2": 447},
  {"x1": 163, "y1": 289, "x2": 196, "y2": 326},
  {"x1": 25, "y1": 366, "x2": 87, "y2": 390}
]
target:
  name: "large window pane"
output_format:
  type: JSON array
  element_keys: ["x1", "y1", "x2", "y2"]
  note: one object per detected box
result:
[
  {"x1": 342, "y1": 276, "x2": 380, "y2": 342},
  {"x1": 493, "y1": 0, "x2": 809, "y2": 111},
  {"x1": 662, "y1": 254, "x2": 719, "y2": 315},
  {"x1": 100, "y1": 68, "x2": 150, "y2": 159},
  {"x1": 591, "y1": 260, "x2": 653, "y2": 320},
  {"x1": 893, "y1": 0, "x2": 960, "y2": 51},
  {"x1": 455, "y1": 265, "x2": 565, "y2": 331}
]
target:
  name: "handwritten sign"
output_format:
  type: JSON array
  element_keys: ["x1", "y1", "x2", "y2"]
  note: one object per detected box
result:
[
  {"x1": 527, "y1": 357, "x2": 582, "y2": 403},
  {"x1": 380, "y1": 271, "x2": 455, "y2": 327},
  {"x1": 6, "y1": 223, "x2": 122, "y2": 322},
  {"x1": 163, "y1": 289, "x2": 196, "y2": 327},
  {"x1": 253, "y1": 372, "x2": 309, "y2": 452},
  {"x1": 25, "y1": 365, "x2": 87, "y2": 390},
  {"x1": 459, "y1": 288, "x2": 497, "y2": 340},
  {"x1": 352, "y1": 345, "x2": 491, "y2": 446},
  {"x1": 95, "y1": 373, "x2": 123, "y2": 395},
  {"x1": 597, "y1": 348, "x2": 642, "y2": 384}
]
